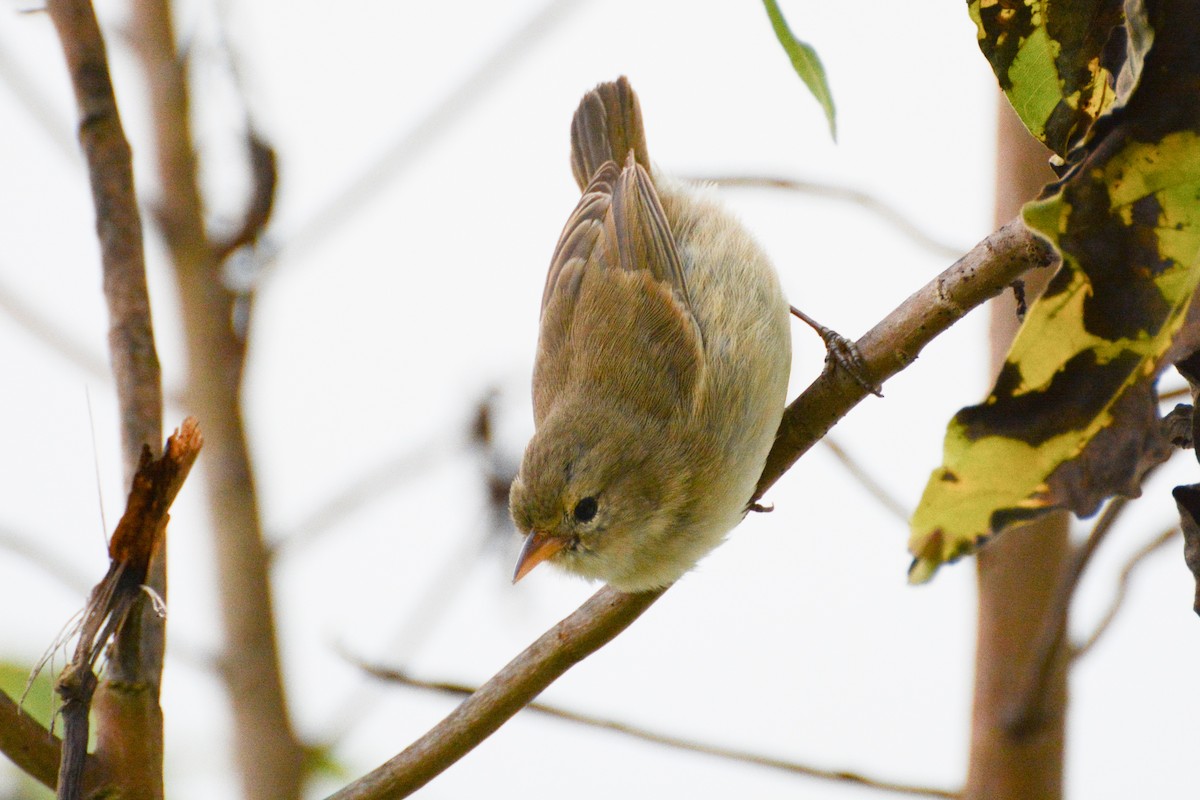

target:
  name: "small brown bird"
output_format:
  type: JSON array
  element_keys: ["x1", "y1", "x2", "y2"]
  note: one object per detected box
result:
[{"x1": 508, "y1": 77, "x2": 792, "y2": 592}]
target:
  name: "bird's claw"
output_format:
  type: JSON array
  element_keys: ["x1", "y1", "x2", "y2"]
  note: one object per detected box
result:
[{"x1": 790, "y1": 305, "x2": 883, "y2": 397}]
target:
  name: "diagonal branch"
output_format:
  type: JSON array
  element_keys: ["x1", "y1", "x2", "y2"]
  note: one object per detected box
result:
[
  {"x1": 326, "y1": 218, "x2": 1057, "y2": 800},
  {"x1": 696, "y1": 174, "x2": 964, "y2": 259},
  {"x1": 355, "y1": 663, "x2": 959, "y2": 799},
  {"x1": 1072, "y1": 526, "x2": 1180, "y2": 658}
]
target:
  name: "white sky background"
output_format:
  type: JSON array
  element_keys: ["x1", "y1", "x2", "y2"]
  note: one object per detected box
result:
[{"x1": 1, "y1": 0, "x2": 1198, "y2": 798}]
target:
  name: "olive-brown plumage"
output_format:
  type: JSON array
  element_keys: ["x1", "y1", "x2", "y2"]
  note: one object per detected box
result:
[{"x1": 509, "y1": 77, "x2": 791, "y2": 591}]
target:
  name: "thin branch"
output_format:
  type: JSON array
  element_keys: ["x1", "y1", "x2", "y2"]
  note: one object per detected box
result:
[
  {"x1": 697, "y1": 174, "x2": 964, "y2": 260},
  {"x1": 0, "y1": 268, "x2": 109, "y2": 381},
  {"x1": 1072, "y1": 526, "x2": 1180, "y2": 658},
  {"x1": 354, "y1": 663, "x2": 959, "y2": 799},
  {"x1": 46, "y1": 0, "x2": 163, "y2": 486},
  {"x1": 211, "y1": 129, "x2": 278, "y2": 263},
  {"x1": 315, "y1": 397, "x2": 515, "y2": 749},
  {"x1": 0, "y1": 526, "x2": 95, "y2": 596},
  {"x1": 268, "y1": 436, "x2": 453, "y2": 559},
  {"x1": 45, "y1": 2, "x2": 166, "y2": 797},
  {"x1": 55, "y1": 419, "x2": 202, "y2": 800},
  {"x1": 821, "y1": 436, "x2": 911, "y2": 524},
  {"x1": 1002, "y1": 496, "x2": 1130, "y2": 734},
  {"x1": 257, "y1": 0, "x2": 589, "y2": 282},
  {"x1": 0, "y1": 688, "x2": 63, "y2": 791},
  {"x1": 0, "y1": 263, "x2": 187, "y2": 407},
  {"x1": 326, "y1": 218, "x2": 1056, "y2": 800}
]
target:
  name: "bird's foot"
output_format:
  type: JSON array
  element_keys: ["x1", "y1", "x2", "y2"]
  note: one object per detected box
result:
[{"x1": 790, "y1": 305, "x2": 883, "y2": 397}]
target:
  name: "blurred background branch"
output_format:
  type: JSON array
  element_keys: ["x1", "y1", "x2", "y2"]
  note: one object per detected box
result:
[{"x1": 125, "y1": 0, "x2": 301, "y2": 798}]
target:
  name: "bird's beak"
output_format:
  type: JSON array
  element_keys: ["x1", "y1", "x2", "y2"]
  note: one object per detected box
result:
[{"x1": 512, "y1": 532, "x2": 567, "y2": 583}]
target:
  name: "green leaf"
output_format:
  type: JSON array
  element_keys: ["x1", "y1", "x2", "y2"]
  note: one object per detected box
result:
[
  {"x1": 762, "y1": 0, "x2": 836, "y2": 140},
  {"x1": 968, "y1": 0, "x2": 1124, "y2": 156},
  {"x1": 0, "y1": 661, "x2": 56, "y2": 728},
  {"x1": 910, "y1": 0, "x2": 1200, "y2": 582}
]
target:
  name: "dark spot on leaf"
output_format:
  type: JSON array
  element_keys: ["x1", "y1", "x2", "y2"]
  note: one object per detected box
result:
[
  {"x1": 939, "y1": 469, "x2": 960, "y2": 483},
  {"x1": 1038, "y1": 262, "x2": 1075, "y2": 301},
  {"x1": 1058, "y1": 173, "x2": 1172, "y2": 341},
  {"x1": 957, "y1": 349, "x2": 1141, "y2": 445},
  {"x1": 989, "y1": 505, "x2": 1047, "y2": 533}
]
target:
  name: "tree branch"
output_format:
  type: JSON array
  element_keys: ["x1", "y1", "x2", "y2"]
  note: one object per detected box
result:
[
  {"x1": 326, "y1": 217, "x2": 1057, "y2": 800},
  {"x1": 696, "y1": 174, "x2": 964, "y2": 259},
  {"x1": 56, "y1": 419, "x2": 202, "y2": 800},
  {"x1": 126, "y1": 2, "x2": 302, "y2": 798},
  {"x1": 45, "y1": 1, "x2": 167, "y2": 797},
  {"x1": 327, "y1": 587, "x2": 663, "y2": 800},
  {"x1": 46, "y1": 0, "x2": 162, "y2": 486},
  {"x1": 257, "y1": 0, "x2": 588, "y2": 282},
  {"x1": 1072, "y1": 526, "x2": 1180, "y2": 659},
  {"x1": 354, "y1": 663, "x2": 959, "y2": 799},
  {"x1": 821, "y1": 436, "x2": 911, "y2": 523}
]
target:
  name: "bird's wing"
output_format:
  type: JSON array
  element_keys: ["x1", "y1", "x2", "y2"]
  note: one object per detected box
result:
[{"x1": 535, "y1": 159, "x2": 703, "y2": 424}]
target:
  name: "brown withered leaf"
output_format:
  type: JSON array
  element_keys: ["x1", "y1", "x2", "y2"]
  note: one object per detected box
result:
[
  {"x1": 1037, "y1": 375, "x2": 1174, "y2": 519},
  {"x1": 1171, "y1": 484, "x2": 1200, "y2": 616}
]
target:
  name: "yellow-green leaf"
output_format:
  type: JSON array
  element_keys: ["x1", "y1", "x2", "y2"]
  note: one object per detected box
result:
[
  {"x1": 911, "y1": 0, "x2": 1200, "y2": 582},
  {"x1": 968, "y1": 0, "x2": 1123, "y2": 156},
  {"x1": 910, "y1": 128, "x2": 1200, "y2": 582}
]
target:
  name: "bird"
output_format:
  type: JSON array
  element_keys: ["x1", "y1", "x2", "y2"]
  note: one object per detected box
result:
[{"x1": 508, "y1": 77, "x2": 793, "y2": 592}]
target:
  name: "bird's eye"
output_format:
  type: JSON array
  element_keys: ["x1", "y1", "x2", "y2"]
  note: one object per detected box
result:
[{"x1": 573, "y1": 496, "x2": 598, "y2": 523}]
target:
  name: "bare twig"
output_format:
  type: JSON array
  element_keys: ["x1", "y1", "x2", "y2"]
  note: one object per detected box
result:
[
  {"x1": 211, "y1": 129, "x2": 278, "y2": 263},
  {"x1": 697, "y1": 174, "x2": 964, "y2": 259},
  {"x1": 0, "y1": 268, "x2": 109, "y2": 382},
  {"x1": 0, "y1": 261, "x2": 187, "y2": 406},
  {"x1": 821, "y1": 437, "x2": 911, "y2": 524},
  {"x1": 1072, "y1": 526, "x2": 1180, "y2": 658},
  {"x1": 268, "y1": 436, "x2": 452, "y2": 559},
  {"x1": 314, "y1": 394, "x2": 516, "y2": 749},
  {"x1": 258, "y1": 0, "x2": 589, "y2": 281},
  {"x1": 45, "y1": 1, "x2": 167, "y2": 797},
  {"x1": 55, "y1": 419, "x2": 202, "y2": 800},
  {"x1": 355, "y1": 663, "x2": 959, "y2": 799},
  {"x1": 0, "y1": 526, "x2": 95, "y2": 596},
  {"x1": 0, "y1": 688, "x2": 63, "y2": 791},
  {"x1": 326, "y1": 218, "x2": 1055, "y2": 800},
  {"x1": 1002, "y1": 496, "x2": 1129, "y2": 735},
  {"x1": 46, "y1": 0, "x2": 163, "y2": 485}
]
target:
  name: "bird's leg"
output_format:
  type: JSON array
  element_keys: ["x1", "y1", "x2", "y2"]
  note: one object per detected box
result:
[{"x1": 790, "y1": 305, "x2": 883, "y2": 397}]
